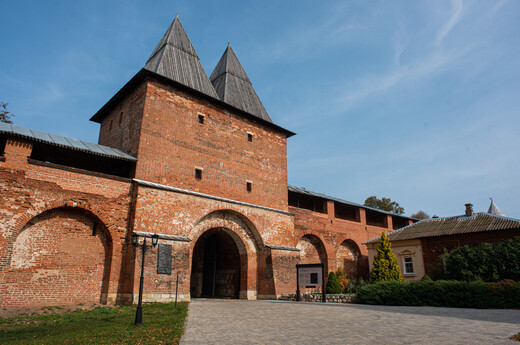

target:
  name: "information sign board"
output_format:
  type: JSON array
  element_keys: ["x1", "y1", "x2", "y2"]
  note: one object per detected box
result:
[
  {"x1": 157, "y1": 244, "x2": 172, "y2": 275},
  {"x1": 298, "y1": 266, "x2": 322, "y2": 286},
  {"x1": 296, "y1": 263, "x2": 326, "y2": 302}
]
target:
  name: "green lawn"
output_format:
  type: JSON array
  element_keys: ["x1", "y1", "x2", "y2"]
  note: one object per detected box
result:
[{"x1": 0, "y1": 302, "x2": 188, "y2": 344}]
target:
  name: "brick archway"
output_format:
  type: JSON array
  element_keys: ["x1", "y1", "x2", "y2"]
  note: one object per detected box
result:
[
  {"x1": 5, "y1": 206, "x2": 115, "y2": 307},
  {"x1": 336, "y1": 239, "x2": 362, "y2": 279},
  {"x1": 297, "y1": 234, "x2": 328, "y2": 271},
  {"x1": 7, "y1": 200, "x2": 119, "y2": 244},
  {"x1": 189, "y1": 210, "x2": 261, "y2": 300}
]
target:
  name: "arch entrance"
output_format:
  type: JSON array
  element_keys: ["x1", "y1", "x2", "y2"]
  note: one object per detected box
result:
[{"x1": 190, "y1": 228, "x2": 244, "y2": 298}]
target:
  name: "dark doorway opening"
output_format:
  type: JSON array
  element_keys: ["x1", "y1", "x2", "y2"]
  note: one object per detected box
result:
[{"x1": 190, "y1": 228, "x2": 241, "y2": 298}]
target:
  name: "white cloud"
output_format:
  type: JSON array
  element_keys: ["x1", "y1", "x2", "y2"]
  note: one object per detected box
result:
[{"x1": 434, "y1": 0, "x2": 465, "y2": 46}]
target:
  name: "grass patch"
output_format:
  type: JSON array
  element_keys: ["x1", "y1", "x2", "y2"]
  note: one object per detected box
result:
[
  {"x1": 511, "y1": 333, "x2": 520, "y2": 342},
  {"x1": 0, "y1": 302, "x2": 188, "y2": 344}
]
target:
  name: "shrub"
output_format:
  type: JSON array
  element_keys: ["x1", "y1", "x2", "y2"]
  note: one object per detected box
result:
[
  {"x1": 370, "y1": 232, "x2": 402, "y2": 282},
  {"x1": 357, "y1": 280, "x2": 520, "y2": 308},
  {"x1": 335, "y1": 268, "x2": 350, "y2": 292},
  {"x1": 421, "y1": 274, "x2": 433, "y2": 282},
  {"x1": 437, "y1": 236, "x2": 520, "y2": 282},
  {"x1": 326, "y1": 272, "x2": 343, "y2": 294},
  {"x1": 345, "y1": 277, "x2": 367, "y2": 293}
]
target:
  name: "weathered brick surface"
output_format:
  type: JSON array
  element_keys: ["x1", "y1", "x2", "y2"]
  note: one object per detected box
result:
[
  {"x1": 4, "y1": 208, "x2": 110, "y2": 307},
  {"x1": 130, "y1": 184, "x2": 294, "y2": 300},
  {"x1": 0, "y1": 142, "x2": 132, "y2": 308},
  {"x1": 290, "y1": 205, "x2": 397, "y2": 279},
  {"x1": 100, "y1": 79, "x2": 289, "y2": 211},
  {"x1": 98, "y1": 82, "x2": 147, "y2": 158}
]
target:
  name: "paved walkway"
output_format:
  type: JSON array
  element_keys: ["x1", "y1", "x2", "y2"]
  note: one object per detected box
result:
[{"x1": 181, "y1": 299, "x2": 520, "y2": 344}]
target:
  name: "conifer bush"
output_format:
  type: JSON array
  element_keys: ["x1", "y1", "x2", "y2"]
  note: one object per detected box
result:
[
  {"x1": 326, "y1": 271, "x2": 343, "y2": 294},
  {"x1": 370, "y1": 231, "x2": 403, "y2": 282}
]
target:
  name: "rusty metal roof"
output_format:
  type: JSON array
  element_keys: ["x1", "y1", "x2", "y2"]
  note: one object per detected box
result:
[
  {"x1": 0, "y1": 123, "x2": 137, "y2": 161},
  {"x1": 363, "y1": 212, "x2": 520, "y2": 244}
]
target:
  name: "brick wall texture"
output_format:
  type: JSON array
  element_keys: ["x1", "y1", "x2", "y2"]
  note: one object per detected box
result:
[{"x1": 1, "y1": 76, "x2": 408, "y2": 308}]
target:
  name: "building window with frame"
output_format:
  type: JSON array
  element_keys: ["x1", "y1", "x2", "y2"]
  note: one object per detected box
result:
[
  {"x1": 246, "y1": 181, "x2": 252, "y2": 192},
  {"x1": 247, "y1": 133, "x2": 253, "y2": 142},
  {"x1": 403, "y1": 256, "x2": 414, "y2": 275},
  {"x1": 197, "y1": 113, "x2": 205, "y2": 124}
]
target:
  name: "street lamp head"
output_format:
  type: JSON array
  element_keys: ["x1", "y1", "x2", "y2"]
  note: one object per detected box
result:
[
  {"x1": 131, "y1": 234, "x2": 138, "y2": 246},
  {"x1": 152, "y1": 234, "x2": 159, "y2": 247}
]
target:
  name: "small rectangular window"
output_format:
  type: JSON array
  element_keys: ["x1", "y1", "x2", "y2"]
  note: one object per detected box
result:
[
  {"x1": 403, "y1": 257, "x2": 414, "y2": 274},
  {"x1": 195, "y1": 168, "x2": 202, "y2": 179},
  {"x1": 198, "y1": 114, "x2": 205, "y2": 124},
  {"x1": 246, "y1": 181, "x2": 252, "y2": 192},
  {"x1": 247, "y1": 133, "x2": 253, "y2": 142}
]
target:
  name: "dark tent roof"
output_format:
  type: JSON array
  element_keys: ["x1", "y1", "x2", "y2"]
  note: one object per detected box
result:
[
  {"x1": 144, "y1": 15, "x2": 218, "y2": 99},
  {"x1": 91, "y1": 16, "x2": 295, "y2": 137},
  {"x1": 210, "y1": 44, "x2": 272, "y2": 123}
]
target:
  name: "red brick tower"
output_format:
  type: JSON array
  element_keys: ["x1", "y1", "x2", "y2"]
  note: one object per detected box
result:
[
  {"x1": 91, "y1": 16, "x2": 293, "y2": 210},
  {"x1": 90, "y1": 16, "x2": 298, "y2": 301}
]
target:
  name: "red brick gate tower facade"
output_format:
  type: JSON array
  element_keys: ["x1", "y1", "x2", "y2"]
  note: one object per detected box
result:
[
  {"x1": 0, "y1": 16, "x2": 414, "y2": 308},
  {"x1": 0, "y1": 16, "x2": 299, "y2": 307},
  {"x1": 95, "y1": 17, "x2": 298, "y2": 302}
]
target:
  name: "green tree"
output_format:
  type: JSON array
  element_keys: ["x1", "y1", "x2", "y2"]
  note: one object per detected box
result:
[
  {"x1": 370, "y1": 231, "x2": 403, "y2": 282},
  {"x1": 1, "y1": 102, "x2": 15, "y2": 124},
  {"x1": 364, "y1": 196, "x2": 404, "y2": 214},
  {"x1": 411, "y1": 210, "x2": 430, "y2": 220},
  {"x1": 326, "y1": 271, "x2": 343, "y2": 294}
]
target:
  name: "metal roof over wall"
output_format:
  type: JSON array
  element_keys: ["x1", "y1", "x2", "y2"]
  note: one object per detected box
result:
[
  {"x1": 0, "y1": 123, "x2": 137, "y2": 162},
  {"x1": 363, "y1": 212, "x2": 520, "y2": 244},
  {"x1": 288, "y1": 185, "x2": 414, "y2": 219}
]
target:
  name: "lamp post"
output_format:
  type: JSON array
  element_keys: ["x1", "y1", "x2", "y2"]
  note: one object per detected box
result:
[{"x1": 132, "y1": 233, "x2": 159, "y2": 326}]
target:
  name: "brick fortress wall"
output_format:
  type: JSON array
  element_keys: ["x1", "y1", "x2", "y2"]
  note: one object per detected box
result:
[
  {"x1": 0, "y1": 138, "x2": 132, "y2": 308},
  {"x1": 290, "y1": 200, "x2": 413, "y2": 281}
]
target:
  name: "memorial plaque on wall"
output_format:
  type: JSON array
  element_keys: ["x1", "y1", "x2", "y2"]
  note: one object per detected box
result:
[{"x1": 157, "y1": 244, "x2": 172, "y2": 275}]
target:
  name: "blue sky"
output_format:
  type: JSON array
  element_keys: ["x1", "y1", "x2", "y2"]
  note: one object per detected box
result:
[{"x1": 1, "y1": 0, "x2": 519, "y2": 218}]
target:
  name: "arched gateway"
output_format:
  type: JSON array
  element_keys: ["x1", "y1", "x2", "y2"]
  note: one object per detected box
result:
[{"x1": 189, "y1": 210, "x2": 262, "y2": 300}]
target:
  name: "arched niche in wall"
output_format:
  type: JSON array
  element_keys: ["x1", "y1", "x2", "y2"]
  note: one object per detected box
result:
[
  {"x1": 336, "y1": 239, "x2": 361, "y2": 279},
  {"x1": 8, "y1": 207, "x2": 113, "y2": 307},
  {"x1": 296, "y1": 234, "x2": 328, "y2": 267}
]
